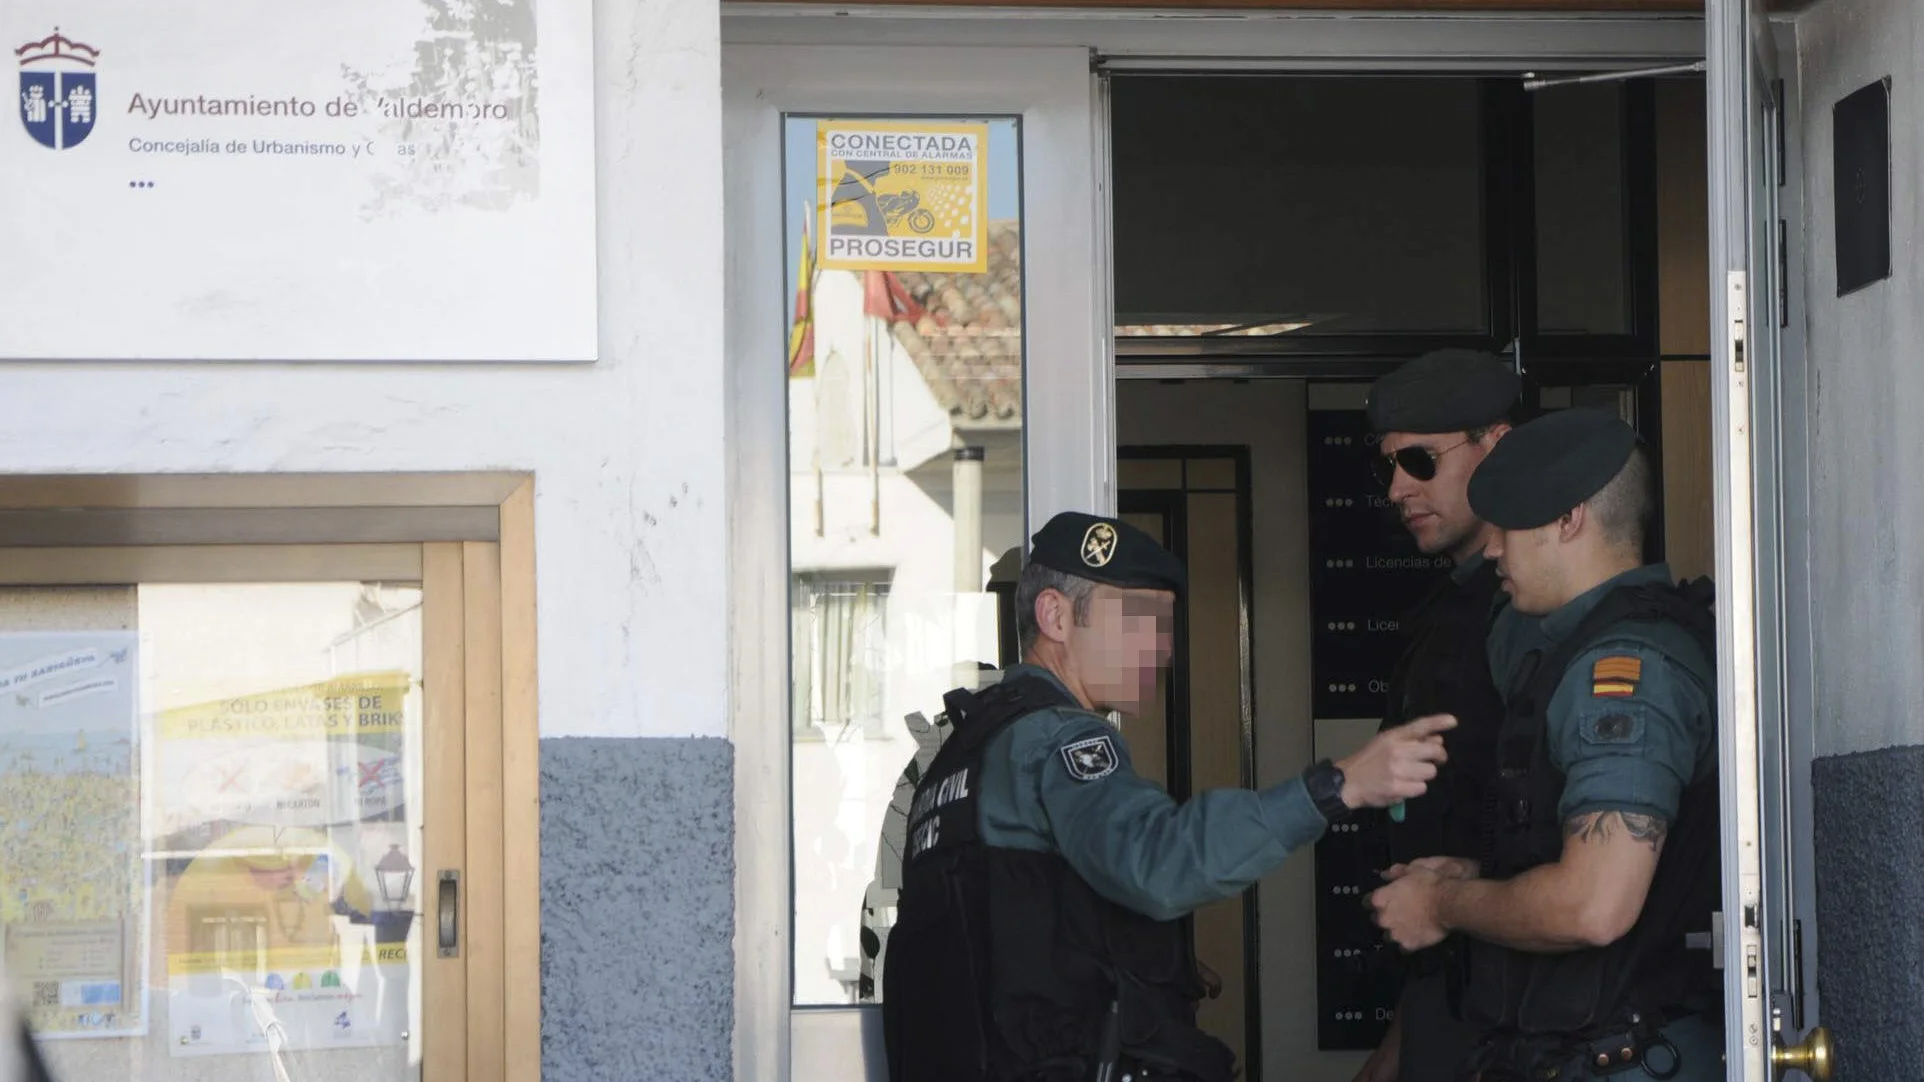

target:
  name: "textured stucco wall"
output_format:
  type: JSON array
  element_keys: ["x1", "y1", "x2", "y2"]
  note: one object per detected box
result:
[
  {"x1": 1795, "y1": 2, "x2": 1924, "y2": 1077},
  {"x1": 542, "y1": 737, "x2": 734, "y2": 1082},
  {"x1": 0, "y1": 0, "x2": 727, "y2": 741},
  {"x1": 1810, "y1": 746, "x2": 1924, "y2": 1081}
]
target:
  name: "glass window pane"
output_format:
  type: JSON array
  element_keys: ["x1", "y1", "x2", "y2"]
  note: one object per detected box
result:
[
  {"x1": 783, "y1": 115, "x2": 1025, "y2": 1006},
  {"x1": 1111, "y1": 76, "x2": 1488, "y2": 336},
  {"x1": 3, "y1": 583, "x2": 426, "y2": 1081},
  {"x1": 1534, "y1": 83, "x2": 1633, "y2": 335}
]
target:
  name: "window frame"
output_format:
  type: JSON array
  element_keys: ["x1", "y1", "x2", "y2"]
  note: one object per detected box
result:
[
  {"x1": 0, "y1": 473, "x2": 540, "y2": 1082},
  {"x1": 789, "y1": 571, "x2": 895, "y2": 742},
  {"x1": 1110, "y1": 74, "x2": 1663, "y2": 376},
  {"x1": 724, "y1": 41, "x2": 1110, "y2": 1080}
]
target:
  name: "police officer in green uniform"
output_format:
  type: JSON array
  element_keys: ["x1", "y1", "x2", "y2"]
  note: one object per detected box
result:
[
  {"x1": 1365, "y1": 409, "x2": 1723, "y2": 1082},
  {"x1": 884, "y1": 511, "x2": 1459, "y2": 1082},
  {"x1": 1355, "y1": 350, "x2": 1520, "y2": 1082}
]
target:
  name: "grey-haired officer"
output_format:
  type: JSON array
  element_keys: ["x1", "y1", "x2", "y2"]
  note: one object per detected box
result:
[
  {"x1": 885, "y1": 511, "x2": 1458, "y2": 1082},
  {"x1": 1355, "y1": 350, "x2": 1520, "y2": 1082},
  {"x1": 1366, "y1": 409, "x2": 1723, "y2": 1082}
]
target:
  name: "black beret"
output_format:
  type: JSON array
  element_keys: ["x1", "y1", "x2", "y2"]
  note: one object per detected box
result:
[
  {"x1": 1027, "y1": 512, "x2": 1186, "y2": 596},
  {"x1": 1366, "y1": 349, "x2": 1521, "y2": 435},
  {"x1": 1468, "y1": 408, "x2": 1642, "y2": 530}
]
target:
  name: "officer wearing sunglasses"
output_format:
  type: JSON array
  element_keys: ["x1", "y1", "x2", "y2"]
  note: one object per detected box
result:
[{"x1": 1352, "y1": 349, "x2": 1521, "y2": 1082}]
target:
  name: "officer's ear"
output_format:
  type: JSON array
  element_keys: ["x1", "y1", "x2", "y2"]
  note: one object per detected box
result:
[
  {"x1": 1032, "y1": 588, "x2": 1075, "y2": 646},
  {"x1": 1476, "y1": 421, "x2": 1513, "y2": 448},
  {"x1": 1558, "y1": 504, "x2": 1588, "y2": 543}
]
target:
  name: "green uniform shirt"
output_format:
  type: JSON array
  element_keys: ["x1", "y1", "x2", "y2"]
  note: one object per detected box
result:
[
  {"x1": 1486, "y1": 563, "x2": 1717, "y2": 824},
  {"x1": 1486, "y1": 564, "x2": 1725, "y2": 1080},
  {"x1": 976, "y1": 664, "x2": 1330, "y2": 922}
]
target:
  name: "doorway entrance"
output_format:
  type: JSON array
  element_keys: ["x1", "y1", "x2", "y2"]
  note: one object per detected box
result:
[
  {"x1": 1109, "y1": 64, "x2": 1712, "y2": 1080},
  {"x1": 722, "y1": 10, "x2": 1826, "y2": 1081},
  {"x1": 1118, "y1": 447, "x2": 1259, "y2": 1073}
]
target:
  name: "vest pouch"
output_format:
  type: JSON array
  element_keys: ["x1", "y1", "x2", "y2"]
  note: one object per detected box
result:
[
  {"x1": 1511, "y1": 952, "x2": 1620, "y2": 1036},
  {"x1": 886, "y1": 858, "x2": 994, "y2": 1082},
  {"x1": 1460, "y1": 940, "x2": 1514, "y2": 1033},
  {"x1": 1113, "y1": 970, "x2": 1236, "y2": 1082},
  {"x1": 1098, "y1": 886, "x2": 1230, "y2": 1080},
  {"x1": 1461, "y1": 942, "x2": 1613, "y2": 1037},
  {"x1": 985, "y1": 852, "x2": 1113, "y2": 1078}
]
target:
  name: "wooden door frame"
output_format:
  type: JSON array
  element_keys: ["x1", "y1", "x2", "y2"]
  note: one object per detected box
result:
[
  {"x1": 1117, "y1": 445, "x2": 1260, "y2": 1080},
  {"x1": 0, "y1": 473, "x2": 540, "y2": 1082}
]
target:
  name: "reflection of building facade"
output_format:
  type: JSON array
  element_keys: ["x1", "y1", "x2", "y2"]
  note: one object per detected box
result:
[{"x1": 788, "y1": 222, "x2": 1026, "y2": 1001}]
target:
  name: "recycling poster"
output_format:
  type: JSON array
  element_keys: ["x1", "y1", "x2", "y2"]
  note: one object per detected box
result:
[{"x1": 154, "y1": 670, "x2": 417, "y2": 1057}]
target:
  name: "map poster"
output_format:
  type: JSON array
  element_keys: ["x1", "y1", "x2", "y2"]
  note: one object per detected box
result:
[
  {"x1": 1, "y1": 1, "x2": 595, "y2": 362},
  {"x1": 0, "y1": 632, "x2": 148, "y2": 1041},
  {"x1": 153, "y1": 670, "x2": 418, "y2": 1057},
  {"x1": 817, "y1": 120, "x2": 988, "y2": 274}
]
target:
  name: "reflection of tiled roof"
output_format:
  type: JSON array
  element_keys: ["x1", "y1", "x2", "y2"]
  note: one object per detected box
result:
[{"x1": 887, "y1": 221, "x2": 1023, "y2": 426}]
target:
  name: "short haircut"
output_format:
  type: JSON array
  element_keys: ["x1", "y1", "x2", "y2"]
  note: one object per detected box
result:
[
  {"x1": 1015, "y1": 561, "x2": 1099, "y2": 652},
  {"x1": 1588, "y1": 444, "x2": 1655, "y2": 552}
]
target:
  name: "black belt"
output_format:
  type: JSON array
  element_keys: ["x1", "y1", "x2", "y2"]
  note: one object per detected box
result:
[{"x1": 1463, "y1": 1016, "x2": 1690, "y2": 1082}]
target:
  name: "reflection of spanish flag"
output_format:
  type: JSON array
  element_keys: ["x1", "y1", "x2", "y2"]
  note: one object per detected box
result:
[
  {"x1": 1591, "y1": 655, "x2": 1643, "y2": 698},
  {"x1": 787, "y1": 213, "x2": 817, "y2": 379}
]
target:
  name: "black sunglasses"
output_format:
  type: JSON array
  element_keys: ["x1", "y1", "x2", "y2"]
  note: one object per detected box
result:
[{"x1": 1371, "y1": 439, "x2": 1471, "y2": 487}]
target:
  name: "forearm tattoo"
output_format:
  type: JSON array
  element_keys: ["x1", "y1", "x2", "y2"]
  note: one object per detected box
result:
[{"x1": 1564, "y1": 810, "x2": 1670, "y2": 852}]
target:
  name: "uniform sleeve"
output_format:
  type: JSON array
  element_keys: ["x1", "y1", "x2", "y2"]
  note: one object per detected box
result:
[
  {"x1": 1014, "y1": 709, "x2": 1329, "y2": 922},
  {"x1": 1546, "y1": 639, "x2": 1714, "y2": 824}
]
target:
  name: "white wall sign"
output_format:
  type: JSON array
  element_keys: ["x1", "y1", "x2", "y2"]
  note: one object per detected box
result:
[{"x1": 3, "y1": 2, "x2": 595, "y2": 361}]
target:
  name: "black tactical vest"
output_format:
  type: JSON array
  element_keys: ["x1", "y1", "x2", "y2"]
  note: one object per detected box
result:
[
  {"x1": 1462, "y1": 578, "x2": 1722, "y2": 1051},
  {"x1": 1380, "y1": 558, "x2": 1509, "y2": 871},
  {"x1": 882, "y1": 675, "x2": 1234, "y2": 1082}
]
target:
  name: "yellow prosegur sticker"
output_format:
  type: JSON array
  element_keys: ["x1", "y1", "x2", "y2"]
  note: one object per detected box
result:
[{"x1": 817, "y1": 120, "x2": 989, "y2": 274}]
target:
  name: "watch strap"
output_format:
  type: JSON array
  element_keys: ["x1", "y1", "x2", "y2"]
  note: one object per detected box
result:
[{"x1": 1305, "y1": 758, "x2": 1351, "y2": 823}]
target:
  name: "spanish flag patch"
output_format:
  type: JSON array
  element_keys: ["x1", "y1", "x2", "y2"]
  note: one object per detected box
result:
[{"x1": 1591, "y1": 655, "x2": 1642, "y2": 698}]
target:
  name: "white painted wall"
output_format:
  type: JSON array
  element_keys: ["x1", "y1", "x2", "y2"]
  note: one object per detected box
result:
[
  {"x1": 1793, "y1": 0, "x2": 1924, "y2": 757},
  {"x1": 0, "y1": 0, "x2": 726, "y2": 739}
]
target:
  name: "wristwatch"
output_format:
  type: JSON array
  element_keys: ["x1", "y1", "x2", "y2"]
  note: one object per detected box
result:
[{"x1": 1303, "y1": 759, "x2": 1352, "y2": 824}]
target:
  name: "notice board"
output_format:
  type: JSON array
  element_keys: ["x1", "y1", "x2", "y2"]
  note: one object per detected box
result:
[{"x1": 3, "y1": 2, "x2": 595, "y2": 361}]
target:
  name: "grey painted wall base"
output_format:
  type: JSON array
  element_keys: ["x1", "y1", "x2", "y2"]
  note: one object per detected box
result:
[
  {"x1": 541, "y1": 736, "x2": 734, "y2": 1082},
  {"x1": 1811, "y1": 743, "x2": 1924, "y2": 1082}
]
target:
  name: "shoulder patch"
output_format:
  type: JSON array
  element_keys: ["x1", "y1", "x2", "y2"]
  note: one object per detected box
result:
[
  {"x1": 1578, "y1": 702, "x2": 1648, "y2": 747},
  {"x1": 1060, "y1": 735, "x2": 1119, "y2": 782},
  {"x1": 1591, "y1": 654, "x2": 1643, "y2": 698}
]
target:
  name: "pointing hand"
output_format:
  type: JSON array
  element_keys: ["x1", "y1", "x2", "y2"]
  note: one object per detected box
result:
[{"x1": 1335, "y1": 714, "x2": 1454, "y2": 810}]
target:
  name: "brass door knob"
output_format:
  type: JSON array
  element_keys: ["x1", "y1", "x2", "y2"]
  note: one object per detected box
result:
[{"x1": 1771, "y1": 1025, "x2": 1833, "y2": 1081}]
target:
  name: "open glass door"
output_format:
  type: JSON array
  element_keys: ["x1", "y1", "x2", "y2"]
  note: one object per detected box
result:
[
  {"x1": 1706, "y1": 3, "x2": 1831, "y2": 1079},
  {"x1": 723, "y1": 43, "x2": 1108, "y2": 1082}
]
